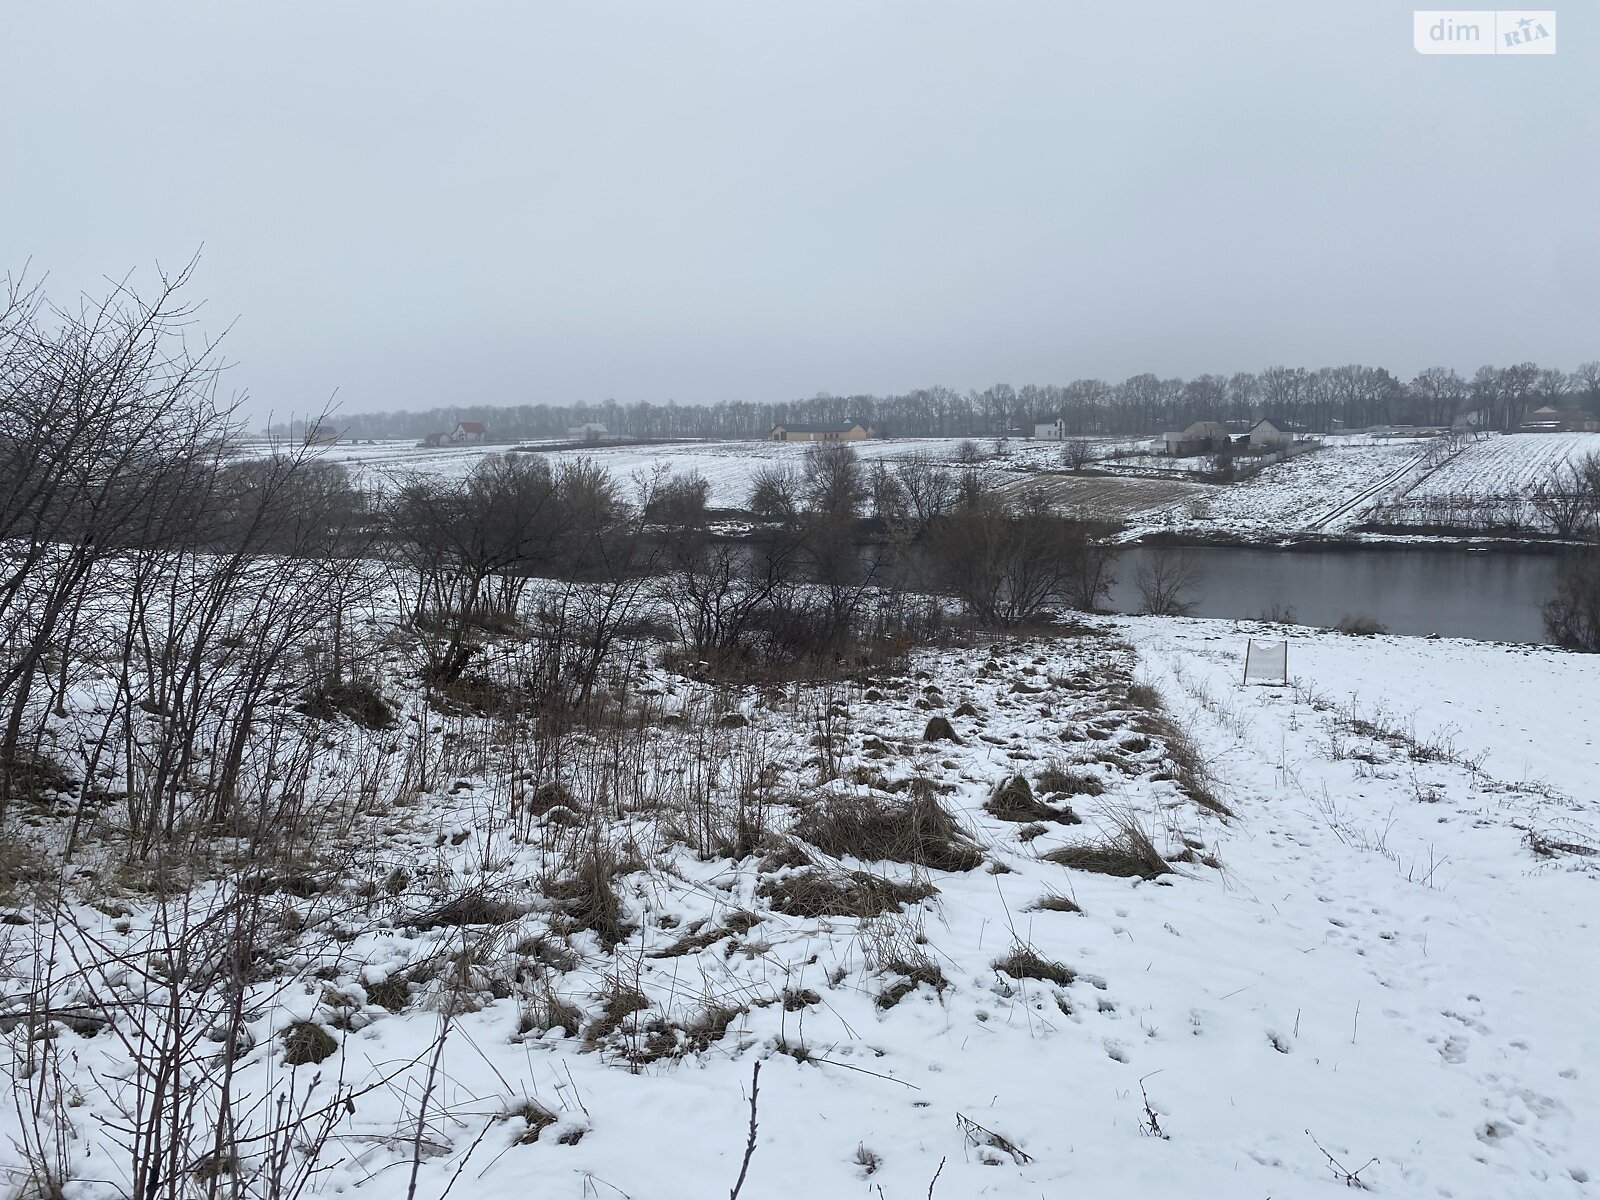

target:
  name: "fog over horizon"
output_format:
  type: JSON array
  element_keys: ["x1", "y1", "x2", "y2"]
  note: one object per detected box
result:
[{"x1": 3, "y1": 2, "x2": 1596, "y2": 421}]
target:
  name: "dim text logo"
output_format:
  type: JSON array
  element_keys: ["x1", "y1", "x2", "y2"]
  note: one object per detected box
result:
[{"x1": 1413, "y1": 10, "x2": 1556, "y2": 53}]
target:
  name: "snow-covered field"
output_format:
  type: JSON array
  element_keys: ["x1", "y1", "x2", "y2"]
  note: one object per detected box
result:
[
  {"x1": 1411, "y1": 433, "x2": 1600, "y2": 501},
  {"x1": 267, "y1": 431, "x2": 1598, "y2": 539},
  {"x1": 290, "y1": 438, "x2": 992, "y2": 508},
  {"x1": 7, "y1": 615, "x2": 1598, "y2": 1199}
]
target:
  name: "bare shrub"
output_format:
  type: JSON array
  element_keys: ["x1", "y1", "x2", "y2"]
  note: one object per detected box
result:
[
  {"x1": 1526, "y1": 451, "x2": 1600, "y2": 538},
  {"x1": 928, "y1": 495, "x2": 1119, "y2": 625},
  {"x1": 1334, "y1": 613, "x2": 1387, "y2": 636}
]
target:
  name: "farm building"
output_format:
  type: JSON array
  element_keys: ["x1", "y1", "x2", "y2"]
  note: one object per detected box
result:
[
  {"x1": 1521, "y1": 406, "x2": 1600, "y2": 433},
  {"x1": 567, "y1": 422, "x2": 609, "y2": 442},
  {"x1": 1034, "y1": 417, "x2": 1066, "y2": 440},
  {"x1": 1162, "y1": 420, "x2": 1231, "y2": 456},
  {"x1": 451, "y1": 421, "x2": 487, "y2": 444},
  {"x1": 1246, "y1": 418, "x2": 1294, "y2": 449},
  {"x1": 421, "y1": 431, "x2": 451, "y2": 448},
  {"x1": 768, "y1": 421, "x2": 872, "y2": 442}
]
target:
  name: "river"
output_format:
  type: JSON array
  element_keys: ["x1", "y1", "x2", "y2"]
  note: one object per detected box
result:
[{"x1": 1105, "y1": 545, "x2": 1563, "y2": 642}]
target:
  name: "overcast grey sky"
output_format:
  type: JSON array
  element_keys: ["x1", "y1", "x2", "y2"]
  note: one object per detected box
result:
[{"x1": 2, "y1": 2, "x2": 1596, "y2": 420}]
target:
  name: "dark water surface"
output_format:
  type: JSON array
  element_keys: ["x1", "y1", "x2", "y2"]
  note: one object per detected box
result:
[{"x1": 1105, "y1": 545, "x2": 1562, "y2": 642}]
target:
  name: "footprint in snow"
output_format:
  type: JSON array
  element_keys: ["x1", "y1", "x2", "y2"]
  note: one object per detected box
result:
[{"x1": 1438, "y1": 1035, "x2": 1470, "y2": 1064}]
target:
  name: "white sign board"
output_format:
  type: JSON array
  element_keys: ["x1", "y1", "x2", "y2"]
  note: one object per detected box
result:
[{"x1": 1243, "y1": 639, "x2": 1289, "y2": 685}]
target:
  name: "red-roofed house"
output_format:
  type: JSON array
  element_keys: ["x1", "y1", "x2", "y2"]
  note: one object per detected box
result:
[{"x1": 451, "y1": 421, "x2": 486, "y2": 445}]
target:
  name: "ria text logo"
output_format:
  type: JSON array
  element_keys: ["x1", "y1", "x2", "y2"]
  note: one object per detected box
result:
[{"x1": 1414, "y1": 10, "x2": 1556, "y2": 53}]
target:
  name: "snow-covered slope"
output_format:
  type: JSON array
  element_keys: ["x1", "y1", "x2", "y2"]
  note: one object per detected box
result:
[{"x1": 7, "y1": 617, "x2": 1596, "y2": 1199}]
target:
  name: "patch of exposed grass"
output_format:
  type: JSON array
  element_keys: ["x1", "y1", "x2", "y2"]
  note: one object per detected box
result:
[
  {"x1": 281, "y1": 1021, "x2": 337, "y2": 1066},
  {"x1": 760, "y1": 868, "x2": 935, "y2": 919},
  {"x1": 875, "y1": 958, "x2": 950, "y2": 1009},
  {"x1": 992, "y1": 946, "x2": 1075, "y2": 987},
  {"x1": 1034, "y1": 764, "x2": 1105, "y2": 799},
  {"x1": 794, "y1": 792, "x2": 982, "y2": 872},
  {"x1": 1042, "y1": 819, "x2": 1173, "y2": 880},
  {"x1": 984, "y1": 775, "x2": 1080, "y2": 826},
  {"x1": 367, "y1": 975, "x2": 412, "y2": 1012},
  {"x1": 296, "y1": 679, "x2": 395, "y2": 729},
  {"x1": 545, "y1": 842, "x2": 638, "y2": 949},
  {"x1": 650, "y1": 911, "x2": 762, "y2": 958},
  {"x1": 505, "y1": 1100, "x2": 559, "y2": 1145},
  {"x1": 519, "y1": 986, "x2": 584, "y2": 1038},
  {"x1": 1027, "y1": 890, "x2": 1082, "y2": 914},
  {"x1": 585, "y1": 979, "x2": 648, "y2": 1041},
  {"x1": 922, "y1": 715, "x2": 961, "y2": 743},
  {"x1": 413, "y1": 888, "x2": 519, "y2": 930}
]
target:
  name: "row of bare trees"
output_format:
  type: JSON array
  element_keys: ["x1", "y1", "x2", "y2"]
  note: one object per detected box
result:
[{"x1": 312, "y1": 360, "x2": 1600, "y2": 443}]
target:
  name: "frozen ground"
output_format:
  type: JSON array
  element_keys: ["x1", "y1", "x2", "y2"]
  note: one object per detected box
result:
[{"x1": 7, "y1": 616, "x2": 1598, "y2": 1199}]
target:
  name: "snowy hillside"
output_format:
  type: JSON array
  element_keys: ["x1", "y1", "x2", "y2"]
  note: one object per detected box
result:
[{"x1": 7, "y1": 616, "x2": 1597, "y2": 1199}]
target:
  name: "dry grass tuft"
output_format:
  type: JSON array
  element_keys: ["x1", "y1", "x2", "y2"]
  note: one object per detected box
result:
[
  {"x1": 992, "y1": 946, "x2": 1075, "y2": 987},
  {"x1": 875, "y1": 956, "x2": 950, "y2": 1008},
  {"x1": 760, "y1": 868, "x2": 935, "y2": 919},
  {"x1": 651, "y1": 911, "x2": 762, "y2": 958},
  {"x1": 413, "y1": 888, "x2": 519, "y2": 931},
  {"x1": 1027, "y1": 890, "x2": 1082, "y2": 914},
  {"x1": 296, "y1": 679, "x2": 395, "y2": 729},
  {"x1": 1042, "y1": 817, "x2": 1173, "y2": 880},
  {"x1": 1034, "y1": 765, "x2": 1106, "y2": 798},
  {"x1": 505, "y1": 1100, "x2": 559, "y2": 1144},
  {"x1": 281, "y1": 1020, "x2": 338, "y2": 1066},
  {"x1": 985, "y1": 775, "x2": 1083, "y2": 825},
  {"x1": 519, "y1": 985, "x2": 584, "y2": 1038},
  {"x1": 922, "y1": 715, "x2": 962, "y2": 743},
  {"x1": 545, "y1": 842, "x2": 638, "y2": 948},
  {"x1": 794, "y1": 792, "x2": 982, "y2": 872},
  {"x1": 585, "y1": 978, "x2": 648, "y2": 1041}
]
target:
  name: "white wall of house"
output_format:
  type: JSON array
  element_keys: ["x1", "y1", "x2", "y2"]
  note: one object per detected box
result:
[{"x1": 1033, "y1": 420, "x2": 1065, "y2": 440}]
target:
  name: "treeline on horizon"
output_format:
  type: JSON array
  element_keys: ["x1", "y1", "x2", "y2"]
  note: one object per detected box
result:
[{"x1": 282, "y1": 360, "x2": 1600, "y2": 444}]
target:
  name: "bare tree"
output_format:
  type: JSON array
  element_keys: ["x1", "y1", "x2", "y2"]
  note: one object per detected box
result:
[
  {"x1": 1135, "y1": 545, "x2": 1205, "y2": 616},
  {"x1": 1062, "y1": 440, "x2": 1095, "y2": 472}
]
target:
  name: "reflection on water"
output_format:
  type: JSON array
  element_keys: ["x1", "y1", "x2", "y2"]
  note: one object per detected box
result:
[{"x1": 1106, "y1": 546, "x2": 1561, "y2": 643}]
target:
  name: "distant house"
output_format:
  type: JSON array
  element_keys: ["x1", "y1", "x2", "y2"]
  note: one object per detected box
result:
[
  {"x1": 1245, "y1": 418, "x2": 1293, "y2": 449},
  {"x1": 769, "y1": 421, "x2": 872, "y2": 443},
  {"x1": 1521, "y1": 406, "x2": 1600, "y2": 433},
  {"x1": 567, "y1": 422, "x2": 608, "y2": 442},
  {"x1": 304, "y1": 424, "x2": 340, "y2": 447},
  {"x1": 1163, "y1": 420, "x2": 1230, "y2": 456},
  {"x1": 451, "y1": 421, "x2": 487, "y2": 445},
  {"x1": 421, "y1": 431, "x2": 451, "y2": 448},
  {"x1": 1034, "y1": 417, "x2": 1066, "y2": 441}
]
